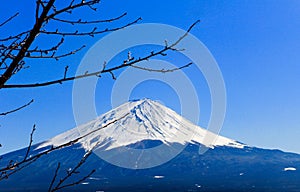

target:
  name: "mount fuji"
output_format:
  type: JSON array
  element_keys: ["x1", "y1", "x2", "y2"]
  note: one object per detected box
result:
[{"x1": 1, "y1": 99, "x2": 300, "y2": 191}]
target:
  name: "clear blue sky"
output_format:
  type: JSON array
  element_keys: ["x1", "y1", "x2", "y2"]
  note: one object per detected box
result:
[{"x1": 1, "y1": 0, "x2": 300, "y2": 154}]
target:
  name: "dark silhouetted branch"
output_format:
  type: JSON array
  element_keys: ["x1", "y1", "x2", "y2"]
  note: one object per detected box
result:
[
  {"x1": 2, "y1": 20, "x2": 199, "y2": 89},
  {"x1": 0, "y1": 99, "x2": 34, "y2": 116},
  {"x1": 52, "y1": 12, "x2": 127, "y2": 25},
  {"x1": 0, "y1": 0, "x2": 56, "y2": 87},
  {"x1": 132, "y1": 62, "x2": 193, "y2": 73},
  {"x1": 40, "y1": 17, "x2": 142, "y2": 37},
  {"x1": 48, "y1": 162, "x2": 60, "y2": 191},
  {"x1": 0, "y1": 12, "x2": 19, "y2": 28},
  {"x1": 23, "y1": 125, "x2": 36, "y2": 161},
  {"x1": 49, "y1": 148, "x2": 96, "y2": 191}
]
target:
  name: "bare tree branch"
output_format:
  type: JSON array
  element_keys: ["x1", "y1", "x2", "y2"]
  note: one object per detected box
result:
[
  {"x1": 39, "y1": 17, "x2": 142, "y2": 37},
  {"x1": 1, "y1": 20, "x2": 199, "y2": 89},
  {"x1": 0, "y1": 0, "x2": 142, "y2": 89},
  {"x1": 0, "y1": 12, "x2": 19, "y2": 28},
  {"x1": 0, "y1": 0, "x2": 56, "y2": 87},
  {"x1": 49, "y1": 148, "x2": 96, "y2": 191},
  {"x1": 48, "y1": 162, "x2": 60, "y2": 192},
  {"x1": 132, "y1": 62, "x2": 193, "y2": 73},
  {"x1": 0, "y1": 30, "x2": 30, "y2": 42},
  {"x1": 52, "y1": 12, "x2": 127, "y2": 25},
  {"x1": 23, "y1": 125, "x2": 36, "y2": 161},
  {"x1": 0, "y1": 113, "x2": 129, "y2": 180},
  {"x1": 25, "y1": 45, "x2": 86, "y2": 60},
  {"x1": 0, "y1": 99, "x2": 34, "y2": 116},
  {"x1": 52, "y1": 169, "x2": 95, "y2": 191},
  {"x1": 45, "y1": 0, "x2": 100, "y2": 20}
]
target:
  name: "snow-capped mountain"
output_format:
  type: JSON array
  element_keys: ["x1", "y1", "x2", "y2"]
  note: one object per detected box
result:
[
  {"x1": 37, "y1": 98, "x2": 244, "y2": 152},
  {"x1": 1, "y1": 99, "x2": 300, "y2": 192}
]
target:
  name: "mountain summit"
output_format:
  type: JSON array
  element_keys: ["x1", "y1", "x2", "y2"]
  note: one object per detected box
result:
[{"x1": 38, "y1": 98, "x2": 244, "y2": 152}]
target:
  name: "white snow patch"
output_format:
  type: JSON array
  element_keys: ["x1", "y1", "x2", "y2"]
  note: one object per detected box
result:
[
  {"x1": 284, "y1": 167, "x2": 296, "y2": 171},
  {"x1": 88, "y1": 177, "x2": 103, "y2": 180}
]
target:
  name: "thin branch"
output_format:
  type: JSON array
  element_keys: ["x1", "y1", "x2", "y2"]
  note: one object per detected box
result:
[
  {"x1": 52, "y1": 12, "x2": 127, "y2": 25},
  {"x1": 35, "y1": 0, "x2": 40, "y2": 21},
  {"x1": 46, "y1": 0, "x2": 100, "y2": 20},
  {"x1": 0, "y1": 30, "x2": 30, "y2": 42},
  {"x1": 48, "y1": 162, "x2": 60, "y2": 192},
  {"x1": 0, "y1": 99, "x2": 34, "y2": 116},
  {"x1": 26, "y1": 38, "x2": 65, "y2": 53},
  {"x1": 40, "y1": 17, "x2": 142, "y2": 37},
  {"x1": 64, "y1": 65, "x2": 69, "y2": 79},
  {"x1": 0, "y1": 12, "x2": 19, "y2": 28},
  {"x1": 23, "y1": 125, "x2": 36, "y2": 161},
  {"x1": 132, "y1": 62, "x2": 193, "y2": 73},
  {"x1": 25, "y1": 45, "x2": 86, "y2": 60}
]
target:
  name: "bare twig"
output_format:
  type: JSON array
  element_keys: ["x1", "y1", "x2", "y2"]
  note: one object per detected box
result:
[
  {"x1": 40, "y1": 17, "x2": 142, "y2": 37},
  {"x1": 46, "y1": 0, "x2": 100, "y2": 20},
  {"x1": 0, "y1": 12, "x2": 19, "y2": 27},
  {"x1": 23, "y1": 125, "x2": 36, "y2": 161},
  {"x1": 0, "y1": 99, "x2": 34, "y2": 116},
  {"x1": 0, "y1": 30, "x2": 30, "y2": 42},
  {"x1": 132, "y1": 62, "x2": 193, "y2": 73},
  {"x1": 52, "y1": 12, "x2": 127, "y2": 25},
  {"x1": 25, "y1": 45, "x2": 86, "y2": 60},
  {"x1": 48, "y1": 162, "x2": 60, "y2": 192}
]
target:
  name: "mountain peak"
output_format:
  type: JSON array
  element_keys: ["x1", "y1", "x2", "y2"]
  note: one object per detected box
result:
[{"x1": 37, "y1": 99, "x2": 245, "y2": 151}]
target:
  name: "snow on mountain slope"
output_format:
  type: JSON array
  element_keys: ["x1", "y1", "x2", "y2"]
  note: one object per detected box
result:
[{"x1": 37, "y1": 99, "x2": 245, "y2": 151}]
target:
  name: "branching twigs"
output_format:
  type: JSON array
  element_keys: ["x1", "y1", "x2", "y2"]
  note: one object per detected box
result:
[
  {"x1": 25, "y1": 45, "x2": 86, "y2": 60},
  {"x1": 48, "y1": 142, "x2": 99, "y2": 192},
  {"x1": 40, "y1": 17, "x2": 142, "y2": 37},
  {"x1": 0, "y1": 0, "x2": 56, "y2": 87},
  {"x1": 53, "y1": 169, "x2": 95, "y2": 191},
  {"x1": 46, "y1": 0, "x2": 100, "y2": 20},
  {"x1": 0, "y1": 113, "x2": 129, "y2": 180},
  {"x1": 2, "y1": 20, "x2": 199, "y2": 89},
  {"x1": 0, "y1": 99, "x2": 34, "y2": 116},
  {"x1": 0, "y1": 0, "x2": 139, "y2": 89}
]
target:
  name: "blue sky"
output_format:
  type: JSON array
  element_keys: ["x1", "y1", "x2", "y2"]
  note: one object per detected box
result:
[{"x1": 1, "y1": 0, "x2": 300, "y2": 154}]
